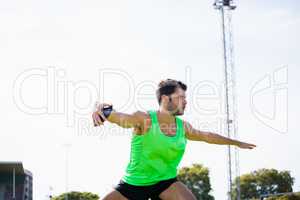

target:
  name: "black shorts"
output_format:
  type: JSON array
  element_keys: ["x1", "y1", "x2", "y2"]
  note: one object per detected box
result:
[{"x1": 114, "y1": 177, "x2": 178, "y2": 200}]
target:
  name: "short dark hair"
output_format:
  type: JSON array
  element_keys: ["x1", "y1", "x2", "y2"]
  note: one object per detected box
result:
[{"x1": 156, "y1": 79, "x2": 187, "y2": 105}]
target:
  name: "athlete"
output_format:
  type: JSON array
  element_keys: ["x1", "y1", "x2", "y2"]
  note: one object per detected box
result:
[{"x1": 92, "y1": 79, "x2": 256, "y2": 200}]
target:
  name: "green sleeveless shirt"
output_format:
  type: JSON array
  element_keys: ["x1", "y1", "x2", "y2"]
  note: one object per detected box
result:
[{"x1": 122, "y1": 110, "x2": 187, "y2": 186}]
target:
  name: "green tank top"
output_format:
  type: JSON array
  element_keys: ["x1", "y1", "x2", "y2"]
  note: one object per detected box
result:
[{"x1": 122, "y1": 110, "x2": 187, "y2": 186}]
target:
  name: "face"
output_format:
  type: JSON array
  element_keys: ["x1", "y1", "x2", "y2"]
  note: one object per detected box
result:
[{"x1": 163, "y1": 88, "x2": 187, "y2": 116}]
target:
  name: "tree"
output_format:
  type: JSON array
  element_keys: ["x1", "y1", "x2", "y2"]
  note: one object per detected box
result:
[
  {"x1": 52, "y1": 191, "x2": 99, "y2": 200},
  {"x1": 233, "y1": 169, "x2": 294, "y2": 199},
  {"x1": 266, "y1": 192, "x2": 300, "y2": 200},
  {"x1": 178, "y1": 163, "x2": 214, "y2": 200}
]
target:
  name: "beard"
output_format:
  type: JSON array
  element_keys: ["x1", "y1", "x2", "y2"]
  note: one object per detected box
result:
[{"x1": 167, "y1": 102, "x2": 184, "y2": 116}]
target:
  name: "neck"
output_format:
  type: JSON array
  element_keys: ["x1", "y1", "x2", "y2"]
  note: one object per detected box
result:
[{"x1": 158, "y1": 107, "x2": 175, "y2": 117}]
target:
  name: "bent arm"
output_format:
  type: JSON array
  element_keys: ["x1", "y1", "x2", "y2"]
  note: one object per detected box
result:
[{"x1": 184, "y1": 121, "x2": 256, "y2": 149}]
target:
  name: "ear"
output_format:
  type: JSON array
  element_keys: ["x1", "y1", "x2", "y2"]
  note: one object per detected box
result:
[{"x1": 161, "y1": 94, "x2": 169, "y2": 103}]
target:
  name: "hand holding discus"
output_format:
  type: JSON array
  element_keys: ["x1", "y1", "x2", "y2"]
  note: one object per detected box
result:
[{"x1": 92, "y1": 102, "x2": 114, "y2": 126}]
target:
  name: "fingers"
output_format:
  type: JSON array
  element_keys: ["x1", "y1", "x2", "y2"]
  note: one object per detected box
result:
[
  {"x1": 96, "y1": 102, "x2": 113, "y2": 121},
  {"x1": 242, "y1": 143, "x2": 257, "y2": 149},
  {"x1": 92, "y1": 112, "x2": 104, "y2": 126},
  {"x1": 95, "y1": 102, "x2": 112, "y2": 110},
  {"x1": 92, "y1": 102, "x2": 112, "y2": 127},
  {"x1": 92, "y1": 112, "x2": 98, "y2": 126},
  {"x1": 97, "y1": 105, "x2": 107, "y2": 122},
  {"x1": 238, "y1": 142, "x2": 256, "y2": 149},
  {"x1": 101, "y1": 103, "x2": 112, "y2": 107},
  {"x1": 92, "y1": 112, "x2": 100, "y2": 126},
  {"x1": 97, "y1": 111, "x2": 107, "y2": 122},
  {"x1": 247, "y1": 143, "x2": 257, "y2": 149}
]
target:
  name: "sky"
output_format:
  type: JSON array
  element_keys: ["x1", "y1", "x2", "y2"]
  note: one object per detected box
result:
[{"x1": 0, "y1": 0, "x2": 299, "y2": 199}]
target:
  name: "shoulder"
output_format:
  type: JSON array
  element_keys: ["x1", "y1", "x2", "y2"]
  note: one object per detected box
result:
[
  {"x1": 182, "y1": 120, "x2": 192, "y2": 130},
  {"x1": 182, "y1": 120, "x2": 194, "y2": 137},
  {"x1": 132, "y1": 111, "x2": 152, "y2": 135}
]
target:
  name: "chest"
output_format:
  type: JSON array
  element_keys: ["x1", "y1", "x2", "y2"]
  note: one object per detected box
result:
[
  {"x1": 144, "y1": 132, "x2": 187, "y2": 161},
  {"x1": 159, "y1": 123, "x2": 177, "y2": 136}
]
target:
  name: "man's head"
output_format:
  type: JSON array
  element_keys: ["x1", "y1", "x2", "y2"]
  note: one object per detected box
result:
[{"x1": 156, "y1": 79, "x2": 187, "y2": 116}]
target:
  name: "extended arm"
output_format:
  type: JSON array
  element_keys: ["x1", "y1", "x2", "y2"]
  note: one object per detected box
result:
[
  {"x1": 106, "y1": 111, "x2": 146, "y2": 129},
  {"x1": 184, "y1": 121, "x2": 256, "y2": 149},
  {"x1": 92, "y1": 103, "x2": 147, "y2": 129}
]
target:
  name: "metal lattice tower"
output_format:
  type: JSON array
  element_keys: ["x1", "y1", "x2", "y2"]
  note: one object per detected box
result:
[{"x1": 213, "y1": 1, "x2": 240, "y2": 200}]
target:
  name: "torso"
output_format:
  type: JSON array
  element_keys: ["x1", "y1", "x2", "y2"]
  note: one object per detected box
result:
[{"x1": 123, "y1": 110, "x2": 187, "y2": 186}]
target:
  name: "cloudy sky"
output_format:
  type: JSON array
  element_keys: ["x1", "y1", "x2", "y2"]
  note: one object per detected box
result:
[{"x1": 0, "y1": 0, "x2": 299, "y2": 199}]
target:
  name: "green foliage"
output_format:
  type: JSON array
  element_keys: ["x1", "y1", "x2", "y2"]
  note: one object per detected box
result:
[
  {"x1": 178, "y1": 163, "x2": 214, "y2": 200},
  {"x1": 233, "y1": 169, "x2": 294, "y2": 199},
  {"x1": 52, "y1": 191, "x2": 99, "y2": 200},
  {"x1": 266, "y1": 192, "x2": 300, "y2": 200}
]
